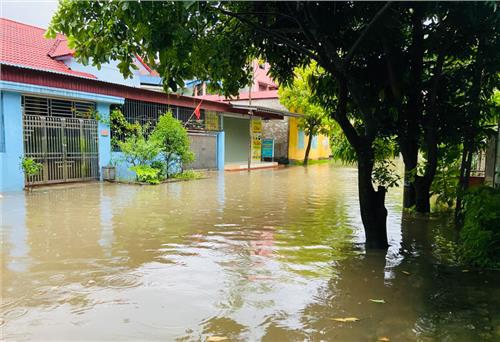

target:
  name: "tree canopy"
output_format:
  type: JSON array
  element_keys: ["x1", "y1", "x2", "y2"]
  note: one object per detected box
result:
[{"x1": 49, "y1": 1, "x2": 500, "y2": 248}]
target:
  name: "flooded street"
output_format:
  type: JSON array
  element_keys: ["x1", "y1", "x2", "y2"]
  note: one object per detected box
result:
[{"x1": 2, "y1": 164, "x2": 499, "y2": 341}]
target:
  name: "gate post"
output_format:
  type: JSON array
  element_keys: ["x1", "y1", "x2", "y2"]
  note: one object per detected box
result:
[
  {"x1": 217, "y1": 131, "x2": 225, "y2": 171},
  {"x1": 97, "y1": 103, "x2": 111, "y2": 181},
  {"x1": 0, "y1": 91, "x2": 24, "y2": 192}
]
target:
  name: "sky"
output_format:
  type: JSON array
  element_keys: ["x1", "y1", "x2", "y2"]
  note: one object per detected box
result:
[{"x1": 1, "y1": 0, "x2": 58, "y2": 28}]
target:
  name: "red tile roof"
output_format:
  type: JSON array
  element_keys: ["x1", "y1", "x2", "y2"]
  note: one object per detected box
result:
[{"x1": 0, "y1": 18, "x2": 96, "y2": 79}]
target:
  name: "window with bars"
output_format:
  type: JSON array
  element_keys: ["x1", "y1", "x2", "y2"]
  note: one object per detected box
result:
[
  {"x1": 22, "y1": 96, "x2": 96, "y2": 118},
  {"x1": 112, "y1": 99, "x2": 220, "y2": 133}
]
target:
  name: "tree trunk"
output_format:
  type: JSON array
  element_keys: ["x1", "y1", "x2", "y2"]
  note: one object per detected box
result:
[
  {"x1": 399, "y1": 5, "x2": 423, "y2": 209},
  {"x1": 455, "y1": 145, "x2": 473, "y2": 221},
  {"x1": 358, "y1": 149, "x2": 389, "y2": 249},
  {"x1": 414, "y1": 176, "x2": 431, "y2": 213},
  {"x1": 401, "y1": 148, "x2": 418, "y2": 208},
  {"x1": 303, "y1": 133, "x2": 313, "y2": 165}
]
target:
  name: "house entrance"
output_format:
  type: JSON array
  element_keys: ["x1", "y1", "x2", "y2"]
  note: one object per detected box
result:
[{"x1": 22, "y1": 96, "x2": 99, "y2": 185}]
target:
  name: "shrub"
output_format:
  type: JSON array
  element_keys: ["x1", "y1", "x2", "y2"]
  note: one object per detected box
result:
[
  {"x1": 20, "y1": 157, "x2": 43, "y2": 190},
  {"x1": 110, "y1": 109, "x2": 141, "y2": 149},
  {"x1": 21, "y1": 157, "x2": 43, "y2": 177},
  {"x1": 130, "y1": 165, "x2": 161, "y2": 184},
  {"x1": 150, "y1": 112, "x2": 195, "y2": 178},
  {"x1": 459, "y1": 186, "x2": 500, "y2": 269},
  {"x1": 172, "y1": 170, "x2": 202, "y2": 180},
  {"x1": 117, "y1": 127, "x2": 161, "y2": 167}
]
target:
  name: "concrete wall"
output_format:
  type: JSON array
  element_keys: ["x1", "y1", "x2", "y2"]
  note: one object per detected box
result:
[{"x1": 224, "y1": 116, "x2": 249, "y2": 163}]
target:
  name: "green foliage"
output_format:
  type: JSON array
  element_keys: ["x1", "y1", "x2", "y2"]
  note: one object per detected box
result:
[
  {"x1": 372, "y1": 159, "x2": 400, "y2": 189},
  {"x1": 279, "y1": 63, "x2": 326, "y2": 136},
  {"x1": 459, "y1": 186, "x2": 500, "y2": 269},
  {"x1": 20, "y1": 157, "x2": 42, "y2": 177},
  {"x1": 150, "y1": 112, "x2": 194, "y2": 177},
  {"x1": 172, "y1": 170, "x2": 203, "y2": 180},
  {"x1": 110, "y1": 109, "x2": 141, "y2": 149},
  {"x1": 431, "y1": 148, "x2": 461, "y2": 210},
  {"x1": 117, "y1": 127, "x2": 161, "y2": 167},
  {"x1": 130, "y1": 165, "x2": 161, "y2": 185}
]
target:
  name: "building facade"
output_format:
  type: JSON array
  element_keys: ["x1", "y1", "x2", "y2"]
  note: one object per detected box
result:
[{"x1": 0, "y1": 18, "x2": 281, "y2": 192}]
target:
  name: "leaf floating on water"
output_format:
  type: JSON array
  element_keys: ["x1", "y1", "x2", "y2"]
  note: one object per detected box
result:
[
  {"x1": 369, "y1": 299, "x2": 386, "y2": 304},
  {"x1": 378, "y1": 337, "x2": 390, "y2": 342},
  {"x1": 331, "y1": 317, "x2": 360, "y2": 322},
  {"x1": 207, "y1": 337, "x2": 228, "y2": 342},
  {"x1": 402, "y1": 271, "x2": 411, "y2": 275},
  {"x1": 462, "y1": 269, "x2": 470, "y2": 273}
]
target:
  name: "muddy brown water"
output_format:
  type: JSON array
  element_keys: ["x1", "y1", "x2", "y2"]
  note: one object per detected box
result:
[{"x1": 1, "y1": 164, "x2": 499, "y2": 341}]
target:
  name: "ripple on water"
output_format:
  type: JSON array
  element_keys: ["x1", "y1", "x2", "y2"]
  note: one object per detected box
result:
[
  {"x1": 1, "y1": 307, "x2": 29, "y2": 321},
  {"x1": 103, "y1": 274, "x2": 142, "y2": 289}
]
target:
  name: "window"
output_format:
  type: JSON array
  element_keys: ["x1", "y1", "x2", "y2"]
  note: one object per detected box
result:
[
  {"x1": 312, "y1": 135, "x2": 318, "y2": 149},
  {"x1": 22, "y1": 95, "x2": 95, "y2": 118},
  {"x1": 298, "y1": 129, "x2": 305, "y2": 149}
]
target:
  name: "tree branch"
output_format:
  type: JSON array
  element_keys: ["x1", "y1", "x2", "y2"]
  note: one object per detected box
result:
[
  {"x1": 215, "y1": 6, "x2": 320, "y2": 62},
  {"x1": 344, "y1": 1, "x2": 393, "y2": 67}
]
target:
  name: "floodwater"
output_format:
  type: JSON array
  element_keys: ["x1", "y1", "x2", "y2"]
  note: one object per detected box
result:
[{"x1": 1, "y1": 164, "x2": 499, "y2": 341}]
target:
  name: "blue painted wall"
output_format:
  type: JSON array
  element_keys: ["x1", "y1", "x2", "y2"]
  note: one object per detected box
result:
[
  {"x1": 217, "y1": 131, "x2": 225, "y2": 170},
  {"x1": 0, "y1": 91, "x2": 25, "y2": 192},
  {"x1": 97, "y1": 103, "x2": 111, "y2": 181}
]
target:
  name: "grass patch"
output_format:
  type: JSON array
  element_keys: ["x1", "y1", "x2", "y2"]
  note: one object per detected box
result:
[
  {"x1": 172, "y1": 170, "x2": 204, "y2": 180},
  {"x1": 291, "y1": 158, "x2": 335, "y2": 166}
]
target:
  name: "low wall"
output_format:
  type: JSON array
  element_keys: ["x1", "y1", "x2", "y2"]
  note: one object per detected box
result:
[{"x1": 110, "y1": 152, "x2": 182, "y2": 181}]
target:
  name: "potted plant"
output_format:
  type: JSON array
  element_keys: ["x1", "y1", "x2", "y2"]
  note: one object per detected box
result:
[{"x1": 20, "y1": 157, "x2": 43, "y2": 191}]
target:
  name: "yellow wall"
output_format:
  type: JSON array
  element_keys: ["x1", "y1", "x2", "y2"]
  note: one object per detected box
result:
[{"x1": 288, "y1": 117, "x2": 331, "y2": 161}]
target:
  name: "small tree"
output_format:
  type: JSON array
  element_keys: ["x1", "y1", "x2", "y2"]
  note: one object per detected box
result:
[
  {"x1": 279, "y1": 64, "x2": 327, "y2": 165},
  {"x1": 117, "y1": 126, "x2": 161, "y2": 166},
  {"x1": 151, "y1": 112, "x2": 194, "y2": 178}
]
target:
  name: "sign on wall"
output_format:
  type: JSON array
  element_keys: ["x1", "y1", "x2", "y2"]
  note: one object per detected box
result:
[
  {"x1": 262, "y1": 139, "x2": 274, "y2": 159},
  {"x1": 205, "y1": 111, "x2": 219, "y2": 131},
  {"x1": 251, "y1": 119, "x2": 262, "y2": 162}
]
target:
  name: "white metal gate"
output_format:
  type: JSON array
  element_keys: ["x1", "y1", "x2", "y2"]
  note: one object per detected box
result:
[{"x1": 23, "y1": 115, "x2": 99, "y2": 185}]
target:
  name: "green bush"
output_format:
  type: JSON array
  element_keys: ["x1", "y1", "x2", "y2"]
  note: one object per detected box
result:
[
  {"x1": 20, "y1": 157, "x2": 43, "y2": 177},
  {"x1": 130, "y1": 165, "x2": 161, "y2": 184},
  {"x1": 118, "y1": 127, "x2": 161, "y2": 167},
  {"x1": 459, "y1": 186, "x2": 500, "y2": 269},
  {"x1": 150, "y1": 112, "x2": 195, "y2": 178}
]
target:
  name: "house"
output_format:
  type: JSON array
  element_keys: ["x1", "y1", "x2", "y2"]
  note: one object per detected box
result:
[
  {"x1": 485, "y1": 120, "x2": 500, "y2": 188},
  {"x1": 195, "y1": 62, "x2": 331, "y2": 164},
  {"x1": 0, "y1": 18, "x2": 283, "y2": 192}
]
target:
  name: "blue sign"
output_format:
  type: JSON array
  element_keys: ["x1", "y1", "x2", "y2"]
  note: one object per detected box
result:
[{"x1": 262, "y1": 139, "x2": 274, "y2": 159}]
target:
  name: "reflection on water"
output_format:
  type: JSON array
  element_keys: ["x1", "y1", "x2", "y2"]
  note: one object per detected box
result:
[{"x1": 1, "y1": 164, "x2": 499, "y2": 341}]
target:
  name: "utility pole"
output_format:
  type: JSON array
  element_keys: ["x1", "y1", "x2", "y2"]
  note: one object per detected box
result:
[{"x1": 248, "y1": 80, "x2": 253, "y2": 171}]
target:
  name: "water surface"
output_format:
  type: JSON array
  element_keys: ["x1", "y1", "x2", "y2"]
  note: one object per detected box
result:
[{"x1": 1, "y1": 164, "x2": 499, "y2": 341}]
